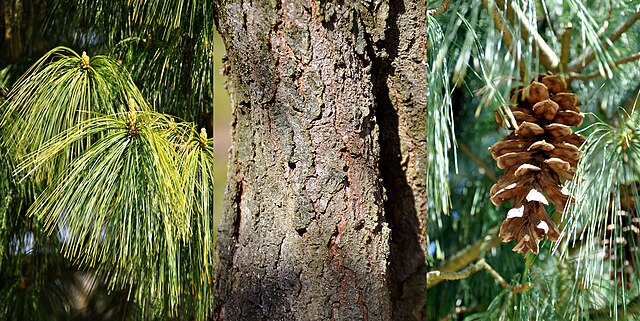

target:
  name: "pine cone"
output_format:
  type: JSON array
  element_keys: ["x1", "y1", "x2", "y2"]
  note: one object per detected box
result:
[
  {"x1": 489, "y1": 72, "x2": 585, "y2": 255},
  {"x1": 602, "y1": 184, "x2": 640, "y2": 289}
]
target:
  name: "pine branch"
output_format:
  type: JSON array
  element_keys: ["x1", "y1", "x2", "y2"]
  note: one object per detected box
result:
[
  {"x1": 427, "y1": 226, "x2": 502, "y2": 289},
  {"x1": 427, "y1": 257, "x2": 532, "y2": 293},
  {"x1": 427, "y1": 259, "x2": 503, "y2": 286},
  {"x1": 481, "y1": 0, "x2": 526, "y2": 80},
  {"x1": 478, "y1": 259, "x2": 510, "y2": 289},
  {"x1": 458, "y1": 142, "x2": 498, "y2": 181},
  {"x1": 569, "y1": 9, "x2": 640, "y2": 73},
  {"x1": 569, "y1": 52, "x2": 640, "y2": 81},
  {"x1": 427, "y1": 0, "x2": 450, "y2": 17},
  {"x1": 486, "y1": 0, "x2": 560, "y2": 72},
  {"x1": 427, "y1": 259, "x2": 486, "y2": 283},
  {"x1": 560, "y1": 23, "x2": 573, "y2": 73}
]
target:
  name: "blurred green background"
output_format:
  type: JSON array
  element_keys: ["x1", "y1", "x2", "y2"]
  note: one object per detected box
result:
[{"x1": 212, "y1": 28, "x2": 231, "y2": 227}]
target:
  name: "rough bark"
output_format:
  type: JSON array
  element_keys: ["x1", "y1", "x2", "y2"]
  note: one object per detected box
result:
[
  {"x1": 213, "y1": 1, "x2": 426, "y2": 320},
  {"x1": 378, "y1": 1, "x2": 427, "y2": 320},
  {"x1": 0, "y1": 0, "x2": 48, "y2": 67}
]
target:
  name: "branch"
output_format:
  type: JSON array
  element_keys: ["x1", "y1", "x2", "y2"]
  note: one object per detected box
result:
[
  {"x1": 427, "y1": 0, "x2": 450, "y2": 17},
  {"x1": 595, "y1": 0, "x2": 614, "y2": 38},
  {"x1": 478, "y1": 259, "x2": 510, "y2": 288},
  {"x1": 458, "y1": 142, "x2": 498, "y2": 181},
  {"x1": 427, "y1": 257, "x2": 532, "y2": 294},
  {"x1": 559, "y1": 23, "x2": 573, "y2": 73},
  {"x1": 569, "y1": 52, "x2": 640, "y2": 81},
  {"x1": 427, "y1": 259, "x2": 486, "y2": 283},
  {"x1": 481, "y1": 0, "x2": 526, "y2": 80},
  {"x1": 510, "y1": 3, "x2": 560, "y2": 71},
  {"x1": 486, "y1": 0, "x2": 560, "y2": 72},
  {"x1": 569, "y1": 9, "x2": 640, "y2": 73},
  {"x1": 427, "y1": 225, "x2": 502, "y2": 289}
]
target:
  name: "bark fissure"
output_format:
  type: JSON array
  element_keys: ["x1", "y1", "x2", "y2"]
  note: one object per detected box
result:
[{"x1": 372, "y1": 1, "x2": 428, "y2": 320}]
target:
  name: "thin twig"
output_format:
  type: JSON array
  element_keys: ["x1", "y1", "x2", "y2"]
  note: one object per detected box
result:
[
  {"x1": 428, "y1": 0, "x2": 450, "y2": 17},
  {"x1": 428, "y1": 258, "x2": 528, "y2": 293},
  {"x1": 596, "y1": 0, "x2": 614, "y2": 38},
  {"x1": 559, "y1": 23, "x2": 573, "y2": 73},
  {"x1": 458, "y1": 142, "x2": 498, "y2": 181},
  {"x1": 490, "y1": 0, "x2": 560, "y2": 71},
  {"x1": 479, "y1": 259, "x2": 510, "y2": 288},
  {"x1": 569, "y1": 52, "x2": 640, "y2": 81},
  {"x1": 569, "y1": 10, "x2": 640, "y2": 73},
  {"x1": 481, "y1": 0, "x2": 527, "y2": 81},
  {"x1": 427, "y1": 225, "x2": 502, "y2": 289},
  {"x1": 427, "y1": 259, "x2": 488, "y2": 284}
]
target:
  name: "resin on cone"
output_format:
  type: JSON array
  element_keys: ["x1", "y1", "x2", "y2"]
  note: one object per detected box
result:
[{"x1": 490, "y1": 72, "x2": 585, "y2": 255}]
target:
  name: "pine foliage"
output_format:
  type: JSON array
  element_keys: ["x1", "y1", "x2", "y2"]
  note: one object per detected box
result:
[
  {"x1": 427, "y1": 0, "x2": 640, "y2": 320},
  {"x1": 0, "y1": 1, "x2": 215, "y2": 320}
]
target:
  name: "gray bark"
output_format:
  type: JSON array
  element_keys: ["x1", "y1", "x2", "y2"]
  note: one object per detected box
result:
[{"x1": 213, "y1": 1, "x2": 426, "y2": 320}]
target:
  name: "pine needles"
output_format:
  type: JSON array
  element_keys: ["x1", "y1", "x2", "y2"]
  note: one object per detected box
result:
[
  {"x1": 427, "y1": 14, "x2": 456, "y2": 221},
  {"x1": 1, "y1": 47, "x2": 149, "y2": 184},
  {"x1": 428, "y1": 0, "x2": 640, "y2": 319},
  {"x1": 1, "y1": 47, "x2": 215, "y2": 319}
]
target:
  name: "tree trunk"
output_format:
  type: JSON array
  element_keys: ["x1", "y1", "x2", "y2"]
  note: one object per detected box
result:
[
  {"x1": 0, "y1": 0, "x2": 47, "y2": 66},
  {"x1": 213, "y1": 1, "x2": 426, "y2": 320}
]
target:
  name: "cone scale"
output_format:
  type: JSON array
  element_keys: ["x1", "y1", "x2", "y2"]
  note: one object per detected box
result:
[{"x1": 490, "y1": 73, "x2": 585, "y2": 255}]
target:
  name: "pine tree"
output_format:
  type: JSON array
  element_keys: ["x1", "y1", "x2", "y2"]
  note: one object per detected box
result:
[
  {"x1": 2, "y1": 0, "x2": 640, "y2": 320},
  {"x1": 0, "y1": 1, "x2": 215, "y2": 319},
  {"x1": 427, "y1": 0, "x2": 640, "y2": 320}
]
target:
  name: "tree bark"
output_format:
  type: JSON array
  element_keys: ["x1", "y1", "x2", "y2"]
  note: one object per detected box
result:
[
  {"x1": 213, "y1": 1, "x2": 426, "y2": 320},
  {"x1": 0, "y1": 0, "x2": 47, "y2": 67}
]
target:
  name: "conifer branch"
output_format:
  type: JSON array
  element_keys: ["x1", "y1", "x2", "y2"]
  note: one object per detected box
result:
[
  {"x1": 427, "y1": 258, "x2": 530, "y2": 293},
  {"x1": 427, "y1": 226, "x2": 502, "y2": 288},
  {"x1": 569, "y1": 52, "x2": 640, "y2": 81},
  {"x1": 427, "y1": 259, "x2": 487, "y2": 284},
  {"x1": 427, "y1": 0, "x2": 450, "y2": 17},
  {"x1": 481, "y1": 0, "x2": 527, "y2": 81},
  {"x1": 569, "y1": 10, "x2": 640, "y2": 73},
  {"x1": 560, "y1": 24, "x2": 573, "y2": 73},
  {"x1": 478, "y1": 259, "x2": 510, "y2": 289},
  {"x1": 486, "y1": 0, "x2": 560, "y2": 72},
  {"x1": 459, "y1": 142, "x2": 498, "y2": 181}
]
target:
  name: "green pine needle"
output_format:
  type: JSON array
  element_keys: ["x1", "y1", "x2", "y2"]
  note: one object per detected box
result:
[
  {"x1": 1, "y1": 47, "x2": 150, "y2": 184},
  {"x1": 16, "y1": 111, "x2": 189, "y2": 313}
]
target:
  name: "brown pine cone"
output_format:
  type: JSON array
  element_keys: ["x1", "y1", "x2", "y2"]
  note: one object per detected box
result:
[{"x1": 489, "y1": 72, "x2": 585, "y2": 255}]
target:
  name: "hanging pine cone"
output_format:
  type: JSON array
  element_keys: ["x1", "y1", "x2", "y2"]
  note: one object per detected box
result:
[
  {"x1": 602, "y1": 184, "x2": 640, "y2": 289},
  {"x1": 489, "y1": 72, "x2": 586, "y2": 255}
]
